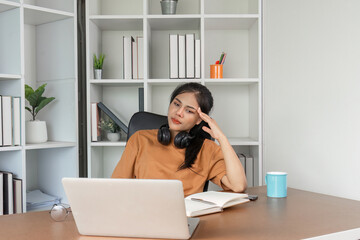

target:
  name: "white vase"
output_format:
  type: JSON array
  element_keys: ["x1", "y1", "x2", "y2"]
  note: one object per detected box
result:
[
  {"x1": 26, "y1": 120, "x2": 48, "y2": 143},
  {"x1": 94, "y1": 69, "x2": 102, "y2": 79},
  {"x1": 107, "y1": 132, "x2": 121, "y2": 142}
]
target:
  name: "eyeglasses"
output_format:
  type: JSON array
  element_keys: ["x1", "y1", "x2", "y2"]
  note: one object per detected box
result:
[{"x1": 49, "y1": 204, "x2": 71, "y2": 222}]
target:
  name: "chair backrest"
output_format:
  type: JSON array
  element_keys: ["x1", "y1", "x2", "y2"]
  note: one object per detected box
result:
[
  {"x1": 127, "y1": 111, "x2": 168, "y2": 141},
  {"x1": 126, "y1": 111, "x2": 209, "y2": 191}
]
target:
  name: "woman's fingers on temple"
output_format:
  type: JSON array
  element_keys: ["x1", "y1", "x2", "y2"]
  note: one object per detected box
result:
[{"x1": 197, "y1": 109, "x2": 211, "y2": 121}]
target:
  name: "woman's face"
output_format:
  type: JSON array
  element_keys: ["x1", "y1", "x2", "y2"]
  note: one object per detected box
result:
[{"x1": 168, "y1": 92, "x2": 202, "y2": 134}]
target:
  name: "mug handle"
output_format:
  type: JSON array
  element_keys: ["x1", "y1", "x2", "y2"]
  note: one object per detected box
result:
[{"x1": 265, "y1": 175, "x2": 267, "y2": 185}]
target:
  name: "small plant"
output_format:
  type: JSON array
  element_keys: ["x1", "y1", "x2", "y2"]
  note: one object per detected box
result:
[
  {"x1": 99, "y1": 118, "x2": 120, "y2": 133},
  {"x1": 25, "y1": 84, "x2": 55, "y2": 121},
  {"x1": 93, "y1": 53, "x2": 105, "y2": 69}
]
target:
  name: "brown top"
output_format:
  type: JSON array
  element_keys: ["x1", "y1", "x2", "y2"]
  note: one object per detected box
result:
[{"x1": 111, "y1": 129, "x2": 228, "y2": 196}]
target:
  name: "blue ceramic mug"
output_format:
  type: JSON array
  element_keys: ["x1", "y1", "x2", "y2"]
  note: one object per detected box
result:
[{"x1": 265, "y1": 172, "x2": 288, "y2": 198}]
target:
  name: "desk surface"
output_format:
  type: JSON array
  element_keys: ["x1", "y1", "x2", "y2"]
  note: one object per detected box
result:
[{"x1": 1, "y1": 186, "x2": 360, "y2": 240}]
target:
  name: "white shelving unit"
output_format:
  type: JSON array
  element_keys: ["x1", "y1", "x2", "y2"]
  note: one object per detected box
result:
[
  {"x1": 0, "y1": 0, "x2": 78, "y2": 212},
  {"x1": 86, "y1": 0, "x2": 262, "y2": 186}
]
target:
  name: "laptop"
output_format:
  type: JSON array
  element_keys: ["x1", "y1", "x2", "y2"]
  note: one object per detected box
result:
[{"x1": 62, "y1": 178, "x2": 199, "y2": 239}]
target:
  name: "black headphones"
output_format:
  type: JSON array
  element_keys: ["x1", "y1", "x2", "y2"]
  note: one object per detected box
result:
[{"x1": 157, "y1": 121, "x2": 208, "y2": 149}]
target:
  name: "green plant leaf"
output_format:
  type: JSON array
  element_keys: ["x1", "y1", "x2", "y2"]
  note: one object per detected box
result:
[
  {"x1": 93, "y1": 53, "x2": 105, "y2": 69},
  {"x1": 24, "y1": 83, "x2": 55, "y2": 120},
  {"x1": 26, "y1": 84, "x2": 47, "y2": 107},
  {"x1": 35, "y1": 97, "x2": 55, "y2": 114},
  {"x1": 25, "y1": 84, "x2": 34, "y2": 99}
]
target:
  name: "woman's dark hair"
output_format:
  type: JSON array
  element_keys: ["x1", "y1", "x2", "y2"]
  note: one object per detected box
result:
[{"x1": 169, "y1": 82, "x2": 214, "y2": 170}]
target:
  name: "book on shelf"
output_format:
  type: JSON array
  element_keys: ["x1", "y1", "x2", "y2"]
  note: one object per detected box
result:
[
  {"x1": 137, "y1": 36, "x2": 144, "y2": 79},
  {"x1": 132, "y1": 39, "x2": 138, "y2": 79},
  {"x1": 184, "y1": 191, "x2": 249, "y2": 217},
  {"x1": 238, "y1": 153, "x2": 254, "y2": 187},
  {"x1": 97, "y1": 102, "x2": 128, "y2": 135},
  {"x1": 0, "y1": 96, "x2": 2, "y2": 146},
  {"x1": 138, "y1": 87, "x2": 144, "y2": 112},
  {"x1": 185, "y1": 33, "x2": 195, "y2": 79},
  {"x1": 0, "y1": 172, "x2": 3, "y2": 215},
  {"x1": 13, "y1": 178, "x2": 23, "y2": 214},
  {"x1": 1, "y1": 96, "x2": 12, "y2": 146},
  {"x1": 1, "y1": 171, "x2": 14, "y2": 214},
  {"x1": 178, "y1": 35, "x2": 186, "y2": 79},
  {"x1": 123, "y1": 36, "x2": 134, "y2": 79},
  {"x1": 12, "y1": 97, "x2": 21, "y2": 146},
  {"x1": 195, "y1": 39, "x2": 201, "y2": 79},
  {"x1": 169, "y1": 34, "x2": 179, "y2": 79},
  {"x1": 91, "y1": 103, "x2": 100, "y2": 142}
]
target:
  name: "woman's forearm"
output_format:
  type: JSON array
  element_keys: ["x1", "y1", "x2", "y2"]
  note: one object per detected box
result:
[{"x1": 218, "y1": 135, "x2": 247, "y2": 192}]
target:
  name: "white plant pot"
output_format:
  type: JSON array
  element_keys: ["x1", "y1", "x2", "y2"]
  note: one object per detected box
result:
[
  {"x1": 107, "y1": 132, "x2": 121, "y2": 142},
  {"x1": 26, "y1": 120, "x2": 48, "y2": 143},
  {"x1": 94, "y1": 69, "x2": 102, "y2": 79}
]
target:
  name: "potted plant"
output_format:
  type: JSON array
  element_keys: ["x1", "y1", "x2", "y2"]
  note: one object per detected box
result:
[
  {"x1": 160, "y1": 0, "x2": 178, "y2": 14},
  {"x1": 99, "y1": 118, "x2": 121, "y2": 141},
  {"x1": 93, "y1": 53, "x2": 105, "y2": 79},
  {"x1": 25, "y1": 83, "x2": 55, "y2": 143}
]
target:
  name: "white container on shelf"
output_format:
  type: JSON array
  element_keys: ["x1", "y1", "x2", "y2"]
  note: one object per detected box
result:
[{"x1": 26, "y1": 120, "x2": 48, "y2": 143}]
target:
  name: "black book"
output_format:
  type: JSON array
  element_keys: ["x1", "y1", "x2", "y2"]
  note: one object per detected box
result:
[
  {"x1": 1, "y1": 171, "x2": 13, "y2": 214},
  {"x1": 138, "y1": 87, "x2": 144, "y2": 112},
  {"x1": 97, "y1": 102, "x2": 128, "y2": 134}
]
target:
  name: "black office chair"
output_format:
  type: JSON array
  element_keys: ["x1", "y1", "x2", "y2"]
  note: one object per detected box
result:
[
  {"x1": 127, "y1": 111, "x2": 168, "y2": 141},
  {"x1": 126, "y1": 111, "x2": 209, "y2": 192}
]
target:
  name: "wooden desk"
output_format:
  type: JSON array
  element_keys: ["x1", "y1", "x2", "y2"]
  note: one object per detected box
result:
[{"x1": 1, "y1": 187, "x2": 360, "y2": 240}]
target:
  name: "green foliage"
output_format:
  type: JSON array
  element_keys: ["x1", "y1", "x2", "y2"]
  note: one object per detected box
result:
[
  {"x1": 99, "y1": 118, "x2": 120, "y2": 133},
  {"x1": 93, "y1": 53, "x2": 105, "y2": 69},
  {"x1": 25, "y1": 84, "x2": 55, "y2": 121}
]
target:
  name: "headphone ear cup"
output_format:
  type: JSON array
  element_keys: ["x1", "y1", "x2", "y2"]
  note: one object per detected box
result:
[
  {"x1": 174, "y1": 131, "x2": 194, "y2": 149},
  {"x1": 157, "y1": 125, "x2": 171, "y2": 145}
]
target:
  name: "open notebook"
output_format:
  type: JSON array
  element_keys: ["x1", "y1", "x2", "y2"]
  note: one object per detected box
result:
[{"x1": 185, "y1": 191, "x2": 250, "y2": 217}]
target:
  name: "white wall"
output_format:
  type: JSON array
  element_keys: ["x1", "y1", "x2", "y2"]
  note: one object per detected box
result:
[{"x1": 264, "y1": 0, "x2": 360, "y2": 200}]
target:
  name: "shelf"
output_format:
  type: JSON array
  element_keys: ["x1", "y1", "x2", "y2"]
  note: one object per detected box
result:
[
  {"x1": 147, "y1": 79, "x2": 202, "y2": 85},
  {"x1": 89, "y1": 16, "x2": 143, "y2": 31},
  {"x1": 90, "y1": 79, "x2": 144, "y2": 87},
  {"x1": 0, "y1": 146, "x2": 22, "y2": 152},
  {"x1": 0, "y1": 0, "x2": 19, "y2": 13},
  {"x1": 91, "y1": 141, "x2": 126, "y2": 147},
  {"x1": 204, "y1": 78, "x2": 259, "y2": 85},
  {"x1": 0, "y1": 73, "x2": 21, "y2": 80},
  {"x1": 25, "y1": 141, "x2": 76, "y2": 150},
  {"x1": 227, "y1": 137, "x2": 259, "y2": 146},
  {"x1": 148, "y1": 17, "x2": 200, "y2": 31},
  {"x1": 24, "y1": 4, "x2": 74, "y2": 25}
]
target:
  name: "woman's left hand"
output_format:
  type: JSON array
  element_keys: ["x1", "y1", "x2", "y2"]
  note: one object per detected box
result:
[{"x1": 197, "y1": 108, "x2": 225, "y2": 141}]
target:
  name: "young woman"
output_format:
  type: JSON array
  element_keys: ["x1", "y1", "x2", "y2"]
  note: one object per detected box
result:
[{"x1": 111, "y1": 82, "x2": 247, "y2": 196}]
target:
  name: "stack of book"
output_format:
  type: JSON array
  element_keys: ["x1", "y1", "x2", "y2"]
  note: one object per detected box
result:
[
  {"x1": 0, "y1": 171, "x2": 23, "y2": 215},
  {"x1": 169, "y1": 33, "x2": 201, "y2": 79},
  {"x1": 0, "y1": 96, "x2": 21, "y2": 147},
  {"x1": 26, "y1": 189, "x2": 61, "y2": 211},
  {"x1": 237, "y1": 153, "x2": 254, "y2": 187},
  {"x1": 123, "y1": 36, "x2": 143, "y2": 79}
]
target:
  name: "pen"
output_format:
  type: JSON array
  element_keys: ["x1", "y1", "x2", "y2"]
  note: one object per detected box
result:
[
  {"x1": 219, "y1": 52, "x2": 224, "y2": 64},
  {"x1": 220, "y1": 53, "x2": 227, "y2": 65}
]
